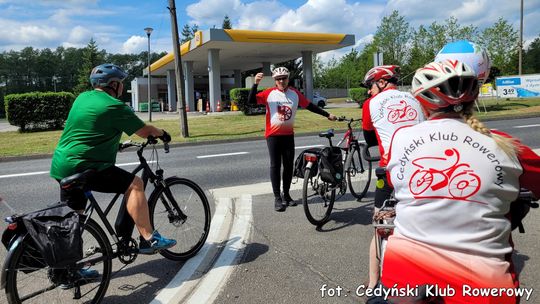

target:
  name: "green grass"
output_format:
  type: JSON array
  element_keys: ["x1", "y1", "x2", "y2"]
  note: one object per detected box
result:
[{"x1": 1, "y1": 97, "x2": 539, "y2": 159}]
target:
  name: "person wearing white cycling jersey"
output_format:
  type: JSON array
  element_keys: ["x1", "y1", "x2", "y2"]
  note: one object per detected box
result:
[
  {"x1": 248, "y1": 67, "x2": 337, "y2": 212},
  {"x1": 380, "y1": 60, "x2": 540, "y2": 304},
  {"x1": 361, "y1": 65, "x2": 426, "y2": 290}
]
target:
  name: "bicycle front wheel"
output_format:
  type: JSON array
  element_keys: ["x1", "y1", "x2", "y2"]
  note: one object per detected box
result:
[
  {"x1": 149, "y1": 177, "x2": 211, "y2": 261},
  {"x1": 4, "y1": 218, "x2": 112, "y2": 304},
  {"x1": 346, "y1": 143, "x2": 372, "y2": 200},
  {"x1": 302, "y1": 167, "x2": 335, "y2": 226}
]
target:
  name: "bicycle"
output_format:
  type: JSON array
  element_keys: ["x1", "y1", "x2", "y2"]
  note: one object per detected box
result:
[
  {"x1": 1, "y1": 137, "x2": 211, "y2": 304},
  {"x1": 301, "y1": 116, "x2": 373, "y2": 226}
]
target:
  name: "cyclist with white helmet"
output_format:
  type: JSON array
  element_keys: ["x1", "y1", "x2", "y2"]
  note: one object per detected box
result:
[
  {"x1": 51, "y1": 64, "x2": 177, "y2": 266},
  {"x1": 361, "y1": 65, "x2": 426, "y2": 290},
  {"x1": 248, "y1": 67, "x2": 337, "y2": 212},
  {"x1": 379, "y1": 60, "x2": 540, "y2": 303}
]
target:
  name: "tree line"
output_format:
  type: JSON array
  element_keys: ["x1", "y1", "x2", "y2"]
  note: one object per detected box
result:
[
  {"x1": 314, "y1": 11, "x2": 540, "y2": 89},
  {"x1": 0, "y1": 38, "x2": 167, "y2": 105}
]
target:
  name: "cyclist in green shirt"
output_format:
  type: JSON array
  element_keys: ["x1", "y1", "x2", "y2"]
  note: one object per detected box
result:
[{"x1": 50, "y1": 64, "x2": 176, "y2": 259}]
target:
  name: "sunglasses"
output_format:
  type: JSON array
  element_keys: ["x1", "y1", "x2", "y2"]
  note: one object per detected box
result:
[{"x1": 275, "y1": 77, "x2": 288, "y2": 81}]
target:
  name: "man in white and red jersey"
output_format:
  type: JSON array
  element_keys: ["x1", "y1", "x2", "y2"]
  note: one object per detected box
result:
[
  {"x1": 248, "y1": 67, "x2": 337, "y2": 212},
  {"x1": 361, "y1": 65, "x2": 426, "y2": 290},
  {"x1": 380, "y1": 60, "x2": 540, "y2": 304}
]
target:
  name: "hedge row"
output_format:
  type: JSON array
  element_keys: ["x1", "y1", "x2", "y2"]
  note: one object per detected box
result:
[
  {"x1": 5, "y1": 92, "x2": 75, "y2": 131},
  {"x1": 349, "y1": 87, "x2": 369, "y2": 107},
  {"x1": 230, "y1": 87, "x2": 266, "y2": 115}
]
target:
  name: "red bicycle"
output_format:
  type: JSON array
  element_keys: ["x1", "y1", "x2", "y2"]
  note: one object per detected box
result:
[
  {"x1": 409, "y1": 148, "x2": 481, "y2": 199},
  {"x1": 387, "y1": 100, "x2": 418, "y2": 123}
]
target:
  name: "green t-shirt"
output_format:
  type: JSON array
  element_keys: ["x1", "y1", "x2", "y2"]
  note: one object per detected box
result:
[{"x1": 50, "y1": 90, "x2": 145, "y2": 179}]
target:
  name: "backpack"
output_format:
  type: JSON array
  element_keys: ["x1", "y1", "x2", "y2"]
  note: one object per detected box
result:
[
  {"x1": 294, "y1": 148, "x2": 321, "y2": 179},
  {"x1": 21, "y1": 203, "x2": 83, "y2": 268},
  {"x1": 318, "y1": 146, "x2": 344, "y2": 185}
]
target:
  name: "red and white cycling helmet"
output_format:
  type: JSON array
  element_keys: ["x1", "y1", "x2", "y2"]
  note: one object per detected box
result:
[
  {"x1": 362, "y1": 65, "x2": 400, "y2": 87},
  {"x1": 272, "y1": 67, "x2": 289, "y2": 79},
  {"x1": 412, "y1": 60, "x2": 479, "y2": 111}
]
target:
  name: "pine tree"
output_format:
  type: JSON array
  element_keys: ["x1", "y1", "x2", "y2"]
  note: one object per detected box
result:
[
  {"x1": 181, "y1": 24, "x2": 193, "y2": 43},
  {"x1": 73, "y1": 38, "x2": 104, "y2": 95},
  {"x1": 222, "y1": 15, "x2": 232, "y2": 29}
]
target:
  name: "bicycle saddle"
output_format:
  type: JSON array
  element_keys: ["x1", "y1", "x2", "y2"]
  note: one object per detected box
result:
[
  {"x1": 319, "y1": 129, "x2": 334, "y2": 138},
  {"x1": 60, "y1": 169, "x2": 96, "y2": 191}
]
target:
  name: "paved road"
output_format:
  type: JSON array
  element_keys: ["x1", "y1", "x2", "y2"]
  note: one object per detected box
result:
[{"x1": 0, "y1": 117, "x2": 538, "y2": 303}]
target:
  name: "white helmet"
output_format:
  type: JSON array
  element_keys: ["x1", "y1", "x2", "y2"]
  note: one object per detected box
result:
[
  {"x1": 434, "y1": 40, "x2": 491, "y2": 84},
  {"x1": 272, "y1": 67, "x2": 289, "y2": 79},
  {"x1": 412, "y1": 59, "x2": 479, "y2": 111}
]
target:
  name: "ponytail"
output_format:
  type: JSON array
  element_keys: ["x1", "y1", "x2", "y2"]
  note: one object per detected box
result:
[{"x1": 460, "y1": 104, "x2": 519, "y2": 160}]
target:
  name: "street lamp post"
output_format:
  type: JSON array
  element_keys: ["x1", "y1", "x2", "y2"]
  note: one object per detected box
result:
[
  {"x1": 144, "y1": 27, "x2": 154, "y2": 122},
  {"x1": 52, "y1": 76, "x2": 58, "y2": 92}
]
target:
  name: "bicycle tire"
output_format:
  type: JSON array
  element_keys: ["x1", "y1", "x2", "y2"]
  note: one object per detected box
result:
[
  {"x1": 302, "y1": 167, "x2": 335, "y2": 226},
  {"x1": 346, "y1": 143, "x2": 372, "y2": 200},
  {"x1": 149, "y1": 177, "x2": 211, "y2": 261},
  {"x1": 4, "y1": 218, "x2": 112, "y2": 304}
]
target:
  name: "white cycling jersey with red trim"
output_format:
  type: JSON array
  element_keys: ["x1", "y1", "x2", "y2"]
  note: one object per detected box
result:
[
  {"x1": 387, "y1": 118, "x2": 540, "y2": 257},
  {"x1": 362, "y1": 88, "x2": 425, "y2": 166},
  {"x1": 256, "y1": 87, "x2": 310, "y2": 138}
]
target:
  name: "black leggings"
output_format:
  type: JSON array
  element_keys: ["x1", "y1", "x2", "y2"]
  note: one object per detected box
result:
[{"x1": 266, "y1": 135, "x2": 295, "y2": 197}]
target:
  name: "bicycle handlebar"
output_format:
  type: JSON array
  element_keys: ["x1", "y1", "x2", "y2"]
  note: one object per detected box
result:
[{"x1": 118, "y1": 137, "x2": 169, "y2": 153}]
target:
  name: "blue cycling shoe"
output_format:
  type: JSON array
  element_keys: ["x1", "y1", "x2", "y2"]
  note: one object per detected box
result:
[
  {"x1": 59, "y1": 268, "x2": 100, "y2": 289},
  {"x1": 139, "y1": 231, "x2": 177, "y2": 254}
]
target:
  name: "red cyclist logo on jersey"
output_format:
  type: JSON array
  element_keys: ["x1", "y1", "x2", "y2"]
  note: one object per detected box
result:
[
  {"x1": 386, "y1": 100, "x2": 418, "y2": 123},
  {"x1": 277, "y1": 104, "x2": 292, "y2": 121},
  {"x1": 409, "y1": 148, "x2": 483, "y2": 202}
]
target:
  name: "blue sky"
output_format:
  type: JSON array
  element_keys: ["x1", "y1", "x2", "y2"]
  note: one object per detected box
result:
[{"x1": 1, "y1": 0, "x2": 539, "y2": 61}]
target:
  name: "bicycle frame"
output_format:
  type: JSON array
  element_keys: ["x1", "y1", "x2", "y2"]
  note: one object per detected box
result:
[{"x1": 81, "y1": 140, "x2": 180, "y2": 263}]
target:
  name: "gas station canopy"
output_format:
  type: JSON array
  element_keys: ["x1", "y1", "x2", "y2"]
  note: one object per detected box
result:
[
  {"x1": 150, "y1": 29, "x2": 355, "y2": 76},
  {"x1": 138, "y1": 29, "x2": 354, "y2": 113}
]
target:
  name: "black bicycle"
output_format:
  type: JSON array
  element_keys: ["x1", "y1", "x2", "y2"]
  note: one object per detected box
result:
[
  {"x1": 301, "y1": 117, "x2": 373, "y2": 226},
  {"x1": 1, "y1": 137, "x2": 211, "y2": 303}
]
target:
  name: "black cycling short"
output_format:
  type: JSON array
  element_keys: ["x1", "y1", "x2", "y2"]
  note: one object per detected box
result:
[
  {"x1": 58, "y1": 166, "x2": 135, "y2": 210},
  {"x1": 374, "y1": 173, "x2": 393, "y2": 209}
]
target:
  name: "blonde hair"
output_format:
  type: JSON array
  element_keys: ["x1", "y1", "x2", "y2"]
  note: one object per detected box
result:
[{"x1": 459, "y1": 104, "x2": 520, "y2": 159}]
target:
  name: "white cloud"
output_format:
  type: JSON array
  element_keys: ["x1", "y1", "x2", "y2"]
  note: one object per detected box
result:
[
  {"x1": 67, "y1": 26, "x2": 92, "y2": 44},
  {"x1": 186, "y1": 0, "x2": 244, "y2": 27},
  {"x1": 121, "y1": 35, "x2": 147, "y2": 54}
]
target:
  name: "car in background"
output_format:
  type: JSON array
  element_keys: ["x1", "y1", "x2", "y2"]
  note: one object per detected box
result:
[{"x1": 312, "y1": 92, "x2": 327, "y2": 108}]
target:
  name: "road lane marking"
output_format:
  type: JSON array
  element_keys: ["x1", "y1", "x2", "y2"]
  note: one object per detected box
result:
[
  {"x1": 0, "y1": 171, "x2": 49, "y2": 179},
  {"x1": 185, "y1": 195, "x2": 252, "y2": 304},
  {"x1": 151, "y1": 197, "x2": 233, "y2": 304},
  {"x1": 0, "y1": 161, "x2": 154, "y2": 179},
  {"x1": 197, "y1": 152, "x2": 249, "y2": 159},
  {"x1": 514, "y1": 124, "x2": 540, "y2": 129},
  {"x1": 295, "y1": 144, "x2": 324, "y2": 150}
]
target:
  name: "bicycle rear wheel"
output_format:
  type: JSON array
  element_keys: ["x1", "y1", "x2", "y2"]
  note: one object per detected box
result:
[
  {"x1": 4, "y1": 218, "x2": 112, "y2": 304},
  {"x1": 346, "y1": 143, "x2": 372, "y2": 200},
  {"x1": 149, "y1": 177, "x2": 211, "y2": 261},
  {"x1": 302, "y1": 167, "x2": 335, "y2": 226}
]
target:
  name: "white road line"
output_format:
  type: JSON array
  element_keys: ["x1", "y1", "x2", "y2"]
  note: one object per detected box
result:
[
  {"x1": 514, "y1": 124, "x2": 540, "y2": 129},
  {"x1": 295, "y1": 144, "x2": 324, "y2": 150},
  {"x1": 151, "y1": 197, "x2": 233, "y2": 304},
  {"x1": 0, "y1": 171, "x2": 49, "y2": 179},
  {"x1": 196, "y1": 152, "x2": 249, "y2": 159},
  {"x1": 0, "y1": 161, "x2": 153, "y2": 179},
  {"x1": 185, "y1": 195, "x2": 252, "y2": 304}
]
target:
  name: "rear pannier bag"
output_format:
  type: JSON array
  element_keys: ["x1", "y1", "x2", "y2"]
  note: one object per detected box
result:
[
  {"x1": 22, "y1": 204, "x2": 83, "y2": 268},
  {"x1": 318, "y1": 147, "x2": 343, "y2": 185},
  {"x1": 294, "y1": 148, "x2": 322, "y2": 179}
]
